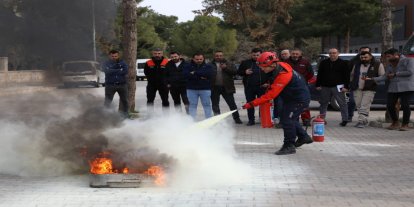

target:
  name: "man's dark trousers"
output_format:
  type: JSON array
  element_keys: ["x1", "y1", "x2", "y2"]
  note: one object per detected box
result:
[
  {"x1": 244, "y1": 86, "x2": 265, "y2": 123},
  {"x1": 170, "y1": 85, "x2": 189, "y2": 112},
  {"x1": 347, "y1": 91, "x2": 356, "y2": 121},
  {"x1": 211, "y1": 86, "x2": 240, "y2": 119},
  {"x1": 147, "y1": 83, "x2": 169, "y2": 107},
  {"x1": 387, "y1": 91, "x2": 413, "y2": 125},
  {"x1": 104, "y1": 83, "x2": 129, "y2": 117},
  {"x1": 280, "y1": 102, "x2": 309, "y2": 145}
]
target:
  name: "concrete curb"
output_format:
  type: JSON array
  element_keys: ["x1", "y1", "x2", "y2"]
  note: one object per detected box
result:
[{"x1": 0, "y1": 86, "x2": 55, "y2": 96}]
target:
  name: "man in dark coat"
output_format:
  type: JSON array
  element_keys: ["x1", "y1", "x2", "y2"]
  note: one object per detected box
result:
[
  {"x1": 144, "y1": 48, "x2": 170, "y2": 109},
  {"x1": 103, "y1": 50, "x2": 129, "y2": 118},
  {"x1": 211, "y1": 50, "x2": 242, "y2": 124},
  {"x1": 166, "y1": 51, "x2": 189, "y2": 113},
  {"x1": 237, "y1": 48, "x2": 269, "y2": 126}
]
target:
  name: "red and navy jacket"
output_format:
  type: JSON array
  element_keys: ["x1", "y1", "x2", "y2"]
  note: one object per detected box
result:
[
  {"x1": 144, "y1": 57, "x2": 169, "y2": 85},
  {"x1": 285, "y1": 57, "x2": 314, "y2": 81},
  {"x1": 250, "y1": 62, "x2": 310, "y2": 106}
]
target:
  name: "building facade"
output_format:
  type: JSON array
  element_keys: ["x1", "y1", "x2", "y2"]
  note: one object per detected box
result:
[{"x1": 322, "y1": 0, "x2": 413, "y2": 53}]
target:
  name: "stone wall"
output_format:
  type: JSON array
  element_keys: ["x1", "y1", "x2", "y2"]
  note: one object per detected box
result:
[{"x1": 0, "y1": 70, "x2": 46, "y2": 84}]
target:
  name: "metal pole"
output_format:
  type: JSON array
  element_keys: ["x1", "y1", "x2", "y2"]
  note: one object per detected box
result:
[
  {"x1": 92, "y1": 0, "x2": 97, "y2": 61},
  {"x1": 0, "y1": 57, "x2": 8, "y2": 87}
]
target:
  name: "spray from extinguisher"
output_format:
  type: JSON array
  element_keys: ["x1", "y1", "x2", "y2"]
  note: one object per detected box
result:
[{"x1": 311, "y1": 115, "x2": 325, "y2": 142}]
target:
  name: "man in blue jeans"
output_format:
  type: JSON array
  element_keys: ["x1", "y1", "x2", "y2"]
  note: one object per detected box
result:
[
  {"x1": 243, "y1": 52, "x2": 313, "y2": 155},
  {"x1": 183, "y1": 53, "x2": 214, "y2": 120}
]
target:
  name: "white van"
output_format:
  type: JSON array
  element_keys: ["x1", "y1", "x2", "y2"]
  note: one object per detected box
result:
[
  {"x1": 136, "y1": 59, "x2": 149, "y2": 81},
  {"x1": 61, "y1": 60, "x2": 104, "y2": 87}
]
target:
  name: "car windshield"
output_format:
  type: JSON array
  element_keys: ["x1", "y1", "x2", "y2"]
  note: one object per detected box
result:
[
  {"x1": 402, "y1": 35, "x2": 414, "y2": 56},
  {"x1": 63, "y1": 62, "x2": 95, "y2": 75},
  {"x1": 137, "y1": 63, "x2": 146, "y2": 68}
]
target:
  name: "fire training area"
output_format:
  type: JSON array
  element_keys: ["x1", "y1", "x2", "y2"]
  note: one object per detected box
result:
[{"x1": 0, "y1": 81, "x2": 413, "y2": 207}]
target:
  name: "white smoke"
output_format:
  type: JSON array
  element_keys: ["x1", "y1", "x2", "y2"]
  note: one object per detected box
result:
[
  {"x1": 0, "y1": 93, "x2": 250, "y2": 188},
  {"x1": 0, "y1": 120, "x2": 80, "y2": 176},
  {"x1": 107, "y1": 113, "x2": 251, "y2": 188}
]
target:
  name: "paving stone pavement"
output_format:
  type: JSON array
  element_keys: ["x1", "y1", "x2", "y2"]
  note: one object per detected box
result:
[{"x1": 1, "y1": 82, "x2": 414, "y2": 207}]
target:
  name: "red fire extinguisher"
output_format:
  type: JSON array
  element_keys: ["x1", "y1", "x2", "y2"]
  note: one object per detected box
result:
[
  {"x1": 259, "y1": 101, "x2": 273, "y2": 128},
  {"x1": 312, "y1": 115, "x2": 325, "y2": 142}
]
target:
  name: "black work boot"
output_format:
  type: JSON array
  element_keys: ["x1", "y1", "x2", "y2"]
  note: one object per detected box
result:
[
  {"x1": 294, "y1": 135, "x2": 313, "y2": 148},
  {"x1": 234, "y1": 117, "x2": 243, "y2": 124},
  {"x1": 274, "y1": 144, "x2": 296, "y2": 155},
  {"x1": 246, "y1": 121, "x2": 255, "y2": 126},
  {"x1": 339, "y1": 121, "x2": 348, "y2": 127}
]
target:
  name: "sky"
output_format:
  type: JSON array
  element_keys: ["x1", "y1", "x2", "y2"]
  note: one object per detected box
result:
[{"x1": 140, "y1": 0, "x2": 204, "y2": 22}]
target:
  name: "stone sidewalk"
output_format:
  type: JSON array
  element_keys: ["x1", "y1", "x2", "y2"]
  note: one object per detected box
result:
[
  {"x1": 1, "y1": 83, "x2": 414, "y2": 207},
  {"x1": 1, "y1": 109, "x2": 413, "y2": 207}
]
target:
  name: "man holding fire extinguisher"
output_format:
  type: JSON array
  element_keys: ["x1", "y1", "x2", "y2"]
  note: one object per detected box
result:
[{"x1": 242, "y1": 52, "x2": 313, "y2": 155}]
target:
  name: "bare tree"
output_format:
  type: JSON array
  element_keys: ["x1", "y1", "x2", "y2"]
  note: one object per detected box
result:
[
  {"x1": 121, "y1": 0, "x2": 138, "y2": 112},
  {"x1": 381, "y1": 0, "x2": 397, "y2": 122},
  {"x1": 381, "y1": 0, "x2": 393, "y2": 51}
]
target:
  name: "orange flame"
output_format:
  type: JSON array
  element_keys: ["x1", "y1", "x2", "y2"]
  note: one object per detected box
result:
[
  {"x1": 122, "y1": 167, "x2": 129, "y2": 174},
  {"x1": 88, "y1": 153, "x2": 166, "y2": 186},
  {"x1": 144, "y1": 166, "x2": 165, "y2": 186},
  {"x1": 89, "y1": 158, "x2": 113, "y2": 174}
]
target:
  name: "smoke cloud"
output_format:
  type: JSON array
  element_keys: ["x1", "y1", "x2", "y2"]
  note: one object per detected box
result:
[{"x1": 0, "y1": 92, "x2": 250, "y2": 188}]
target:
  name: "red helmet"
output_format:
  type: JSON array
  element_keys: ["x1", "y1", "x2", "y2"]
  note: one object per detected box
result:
[{"x1": 256, "y1": 52, "x2": 279, "y2": 67}]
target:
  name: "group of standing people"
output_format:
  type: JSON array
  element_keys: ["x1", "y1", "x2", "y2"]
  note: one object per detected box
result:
[
  {"x1": 142, "y1": 48, "x2": 242, "y2": 123},
  {"x1": 315, "y1": 47, "x2": 414, "y2": 131},
  {"x1": 101, "y1": 46, "x2": 413, "y2": 156}
]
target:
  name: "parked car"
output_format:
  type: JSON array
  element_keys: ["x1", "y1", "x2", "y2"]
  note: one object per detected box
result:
[
  {"x1": 402, "y1": 33, "x2": 414, "y2": 57},
  {"x1": 61, "y1": 60, "x2": 104, "y2": 87},
  {"x1": 318, "y1": 53, "x2": 382, "y2": 62},
  {"x1": 310, "y1": 53, "x2": 414, "y2": 110},
  {"x1": 136, "y1": 59, "x2": 148, "y2": 81}
]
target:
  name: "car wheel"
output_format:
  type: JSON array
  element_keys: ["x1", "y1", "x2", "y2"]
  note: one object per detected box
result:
[
  {"x1": 95, "y1": 79, "x2": 100, "y2": 88},
  {"x1": 330, "y1": 97, "x2": 340, "y2": 111}
]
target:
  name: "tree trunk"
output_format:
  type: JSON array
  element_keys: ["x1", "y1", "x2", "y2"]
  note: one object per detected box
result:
[
  {"x1": 294, "y1": 36, "x2": 304, "y2": 48},
  {"x1": 121, "y1": 0, "x2": 138, "y2": 113},
  {"x1": 381, "y1": 0, "x2": 394, "y2": 122},
  {"x1": 381, "y1": 0, "x2": 393, "y2": 51},
  {"x1": 336, "y1": 35, "x2": 341, "y2": 52},
  {"x1": 344, "y1": 27, "x2": 350, "y2": 53}
]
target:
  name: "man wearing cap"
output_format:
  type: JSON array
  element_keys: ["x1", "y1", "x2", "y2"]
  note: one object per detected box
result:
[
  {"x1": 242, "y1": 52, "x2": 313, "y2": 155},
  {"x1": 144, "y1": 48, "x2": 170, "y2": 109}
]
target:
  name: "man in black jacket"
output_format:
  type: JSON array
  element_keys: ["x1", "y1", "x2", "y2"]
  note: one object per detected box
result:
[
  {"x1": 316, "y1": 48, "x2": 350, "y2": 126},
  {"x1": 103, "y1": 50, "x2": 129, "y2": 118},
  {"x1": 211, "y1": 50, "x2": 242, "y2": 124},
  {"x1": 237, "y1": 48, "x2": 269, "y2": 126},
  {"x1": 166, "y1": 51, "x2": 189, "y2": 113},
  {"x1": 144, "y1": 48, "x2": 170, "y2": 109}
]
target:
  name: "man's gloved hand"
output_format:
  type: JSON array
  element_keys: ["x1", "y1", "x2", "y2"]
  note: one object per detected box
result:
[{"x1": 242, "y1": 102, "x2": 254, "y2": 110}]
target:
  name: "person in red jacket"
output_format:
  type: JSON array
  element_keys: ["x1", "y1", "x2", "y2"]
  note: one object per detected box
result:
[{"x1": 242, "y1": 52, "x2": 313, "y2": 155}]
